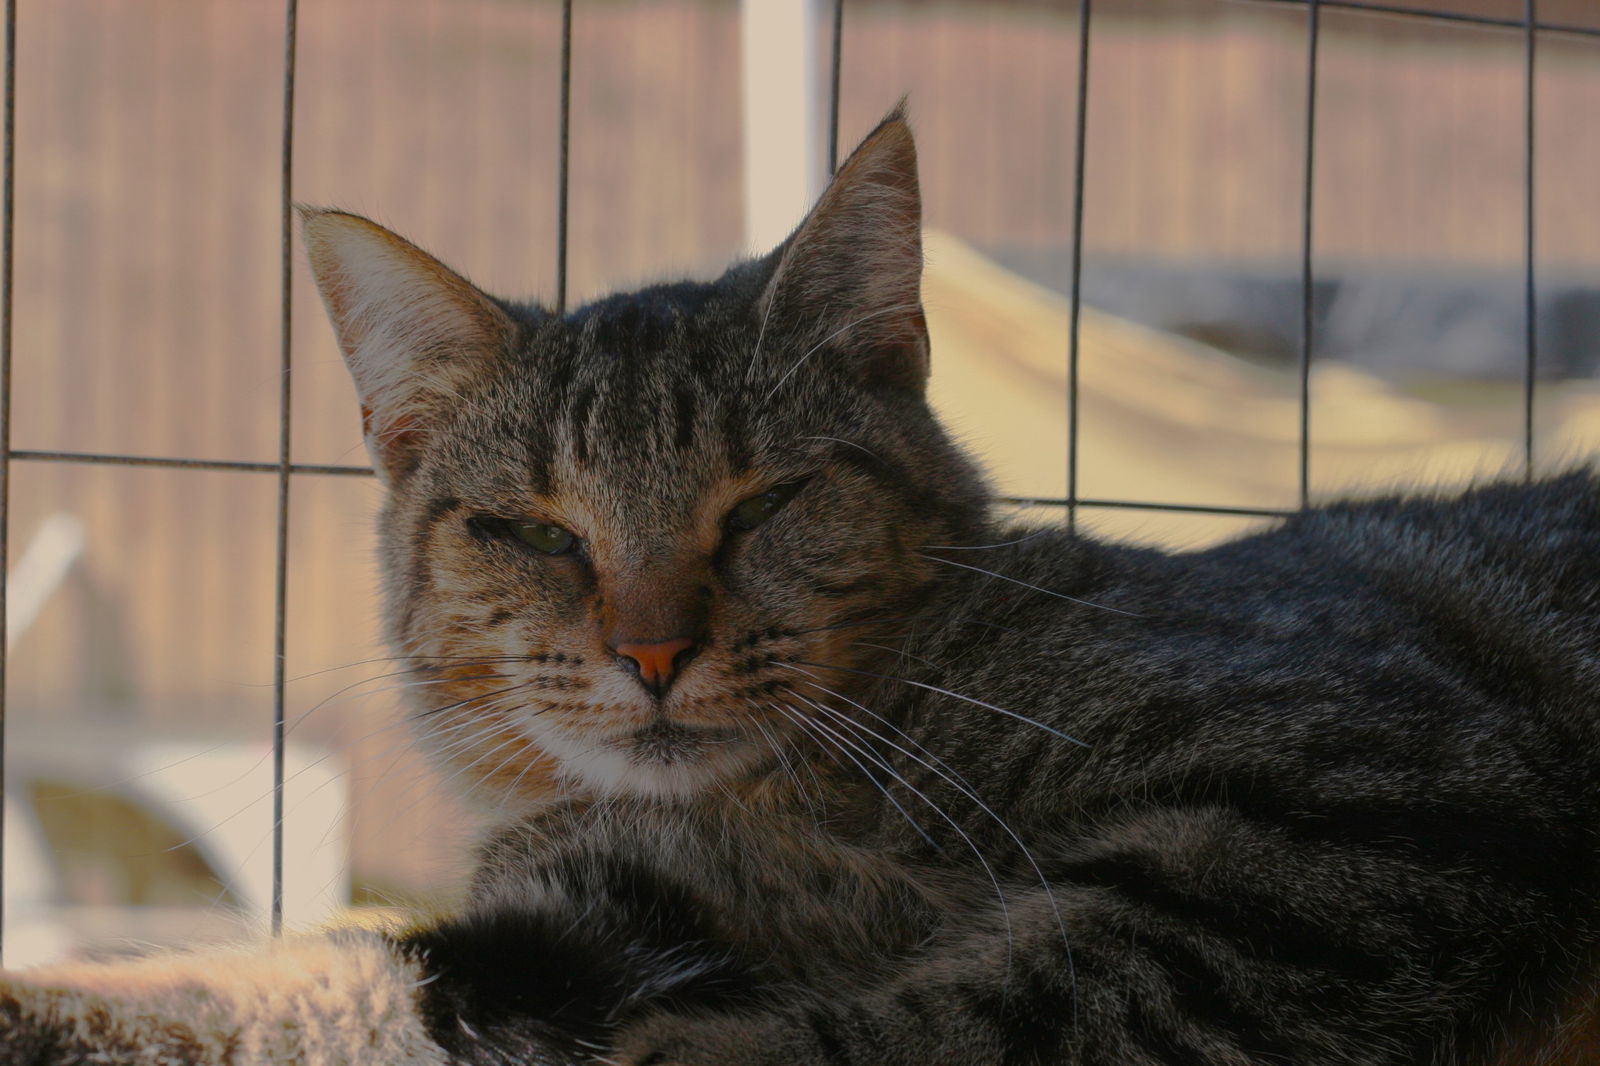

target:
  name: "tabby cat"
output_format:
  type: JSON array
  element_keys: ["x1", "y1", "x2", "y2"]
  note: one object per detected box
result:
[{"x1": 5, "y1": 105, "x2": 1600, "y2": 1066}]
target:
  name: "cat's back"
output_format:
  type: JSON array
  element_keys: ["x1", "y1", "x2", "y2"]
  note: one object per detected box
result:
[
  {"x1": 913, "y1": 471, "x2": 1600, "y2": 820},
  {"x1": 1179, "y1": 468, "x2": 1600, "y2": 692},
  {"x1": 1207, "y1": 468, "x2": 1600, "y2": 612},
  {"x1": 983, "y1": 469, "x2": 1600, "y2": 684}
]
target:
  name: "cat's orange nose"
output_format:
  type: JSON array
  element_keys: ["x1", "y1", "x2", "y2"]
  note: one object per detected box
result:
[{"x1": 613, "y1": 637, "x2": 697, "y2": 698}]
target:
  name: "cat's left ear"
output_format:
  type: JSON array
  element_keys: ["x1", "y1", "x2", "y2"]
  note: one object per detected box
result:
[
  {"x1": 757, "y1": 101, "x2": 928, "y2": 394},
  {"x1": 300, "y1": 208, "x2": 518, "y2": 485}
]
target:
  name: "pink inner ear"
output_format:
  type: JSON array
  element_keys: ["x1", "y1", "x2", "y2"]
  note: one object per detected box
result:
[{"x1": 364, "y1": 407, "x2": 429, "y2": 479}]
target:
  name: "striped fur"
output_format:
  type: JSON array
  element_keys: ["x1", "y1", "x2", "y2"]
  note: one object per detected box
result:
[{"x1": 6, "y1": 106, "x2": 1600, "y2": 1065}]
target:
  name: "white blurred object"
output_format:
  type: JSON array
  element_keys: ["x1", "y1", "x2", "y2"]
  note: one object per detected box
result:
[
  {"x1": 741, "y1": 0, "x2": 825, "y2": 253},
  {"x1": 3, "y1": 737, "x2": 349, "y2": 966},
  {"x1": 2, "y1": 790, "x2": 74, "y2": 968},
  {"x1": 127, "y1": 740, "x2": 350, "y2": 935},
  {"x1": 7, "y1": 513, "x2": 86, "y2": 652}
]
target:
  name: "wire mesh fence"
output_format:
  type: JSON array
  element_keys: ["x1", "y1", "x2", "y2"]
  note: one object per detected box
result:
[{"x1": 0, "y1": 0, "x2": 1591, "y2": 959}]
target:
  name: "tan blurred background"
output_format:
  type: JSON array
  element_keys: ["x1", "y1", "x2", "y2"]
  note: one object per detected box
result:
[{"x1": 4, "y1": 0, "x2": 1599, "y2": 958}]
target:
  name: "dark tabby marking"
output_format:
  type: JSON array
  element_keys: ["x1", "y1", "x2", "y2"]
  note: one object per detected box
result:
[
  {"x1": 3, "y1": 104, "x2": 1600, "y2": 1066},
  {"x1": 405, "y1": 858, "x2": 753, "y2": 1066}
]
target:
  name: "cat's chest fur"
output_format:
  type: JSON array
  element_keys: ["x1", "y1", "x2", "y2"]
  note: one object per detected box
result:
[{"x1": 465, "y1": 797, "x2": 969, "y2": 985}]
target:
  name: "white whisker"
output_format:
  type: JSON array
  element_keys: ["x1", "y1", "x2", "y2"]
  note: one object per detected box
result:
[
  {"x1": 790, "y1": 681, "x2": 1073, "y2": 986},
  {"x1": 765, "y1": 700, "x2": 937, "y2": 854},
  {"x1": 745, "y1": 261, "x2": 786, "y2": 384},
  {"x1": 801, "y1": 434, "x2": 889, "y2": 466},
  {"x1": 921, "y1": 528, "x2": 1056, "y2": 552},
  {"x1": 762, "y1": 302, "x2": 923, "y2": 404},
  {"x1": 775, "y1": 697, "x2": 1016, "y2": 964},
  {"x1": 921, "y1": 554, "x2": 1143, "y2": 618},
  {"x1": 787, "y1": 660, "x2": 1089, "y2": 749}
]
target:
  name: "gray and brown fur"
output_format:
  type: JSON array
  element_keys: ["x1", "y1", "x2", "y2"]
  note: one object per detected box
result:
[{"x1": 7, "y1": 105, "x2": 1600, "y2": 1066}]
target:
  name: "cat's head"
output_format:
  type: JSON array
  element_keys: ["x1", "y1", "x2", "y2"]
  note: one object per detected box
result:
[{"x1": 302, "y1": 107, "x2": 991, "y2": 804}]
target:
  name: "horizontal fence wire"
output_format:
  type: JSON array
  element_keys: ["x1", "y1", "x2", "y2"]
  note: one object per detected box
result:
[
  {"x1": 5, "y1": 457, "x2": 1301, "y2": 521},
  {"x1": 1244, "y1": 0, "x2": 1600, "y2": 38},
  {"x1": 1004, "y1": 497, "x2": 1296, "y2": 518},
  {"x1": 9, "y1": 450, "x2": 373, "y2": 477}
]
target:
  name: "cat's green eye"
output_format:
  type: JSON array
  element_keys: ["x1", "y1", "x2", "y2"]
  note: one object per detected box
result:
[
  {"x1": 511, "y1": 521, "x2": 577, "y2": 555},
  {"x1": 727, "y1": 481, "x2": 805, "y2": 533},
  {"x1": 471, "y1": 515, "x2": 579, "y2": 556}
]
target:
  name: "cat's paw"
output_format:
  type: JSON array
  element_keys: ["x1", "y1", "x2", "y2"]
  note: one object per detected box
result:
[{"x1": 611, "y1": 1011, "x2": 811, "y2": 1066}]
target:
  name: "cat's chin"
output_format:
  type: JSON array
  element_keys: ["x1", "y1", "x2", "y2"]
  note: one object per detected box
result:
[{"x1": 532, "y1": 718, "x2": 773, "y2": 800}]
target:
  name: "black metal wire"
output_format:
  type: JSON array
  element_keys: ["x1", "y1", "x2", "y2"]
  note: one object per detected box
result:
[
  {"x1": 827, "y1": 0, "x2": 844, "y2": 174},
  {"x1": 12, "y1": 454, "x2": 1281, "y2": 521},
  {"x1": 555, "y1": 0, "x2": 572, "y2": 316},
  {"x1": 0, "y1": 0, "x2": 16, "y2": 964},
  {"x1": 1298, "y1": 0, "x2": 1320, "y2": 510},
  {"x1": 1066, "y1": 0, "x2": 1092, "y2": 532},
  {"x1": 13, "y1": 456, "x2": 1285, "y2": 521},
  {"x1": 271, "y1": 0, "x2": 299, "y2": 940},
  {"x1": 1243, "y1": 0, "x2": 1600, "y2": 39},
  {"x1": 1005, "y1": 496, "x2": 1294, "y2": 519},
  {"x1": 10, "y1": 450, "x2": 372, "y2": 477},
  {"x1": 1522, "y1": 0, "x2": 1537, "y2": 479}
]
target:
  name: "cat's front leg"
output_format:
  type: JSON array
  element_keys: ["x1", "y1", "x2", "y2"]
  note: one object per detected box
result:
[
  {"x1": 610, "y1": 1011, "x2": 804, "y2": 1066},
  {"x1": 608, "y1": 802, "x2": 1598, "y2": 1066},
  {"x1": 613, "y1": 1007, "x2": 970, "y2": 1066},
  {"x1": 610, "y1": 987, "x2": 1027, "y2": 1066}
]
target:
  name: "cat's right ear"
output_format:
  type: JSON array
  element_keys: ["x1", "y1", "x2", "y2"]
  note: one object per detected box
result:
[
  {"x1": 754, "y1": 102, "x2": 928, "y2": 395},
  {"x1": 299, "y1": 208, "x2": 517, "y2": 485}
]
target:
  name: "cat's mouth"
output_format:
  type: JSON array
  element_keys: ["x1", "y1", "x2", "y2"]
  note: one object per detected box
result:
[
  {"x1": 493, "y1": 676, "x2": 794, "y2": 798},
  {"x1": 531, "y1": 712, "x2": 779, "y2": 798},
  {"x1": 622, "y1": 719, "x2": 740, "y2": 767}
]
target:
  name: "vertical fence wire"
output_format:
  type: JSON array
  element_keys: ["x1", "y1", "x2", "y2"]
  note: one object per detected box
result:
[
  {"x1": 1066, "y1": 0, "x2": 1092, "y2": 532},
  {"x1": 556, "y1": 0, "x2": 573, "y2": 316},
  {"x1": 0, "y1": 0, "x2": 15, "y2": 964},
  {"x1": 1298, "y1": 0, "x2": 1321, "y2": 510},
  {"x1": 271, "y1": 0, "x2": 299, "y2": 939},
  {"x1": 1522, "y1": 0, "x2": 1538, "y2": 479},
  {"x1": 827, "y1": 0, "x2": 844, "y2": 175}
]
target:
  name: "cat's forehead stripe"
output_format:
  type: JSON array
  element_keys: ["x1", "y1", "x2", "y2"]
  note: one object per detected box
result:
[
  {"x1": 424, "y1": 495, "x2": 462, "y2": 526},
  {"x1": 721, "y1": 402, "x2": 751, "y2": 471},
  {"x1": 568, "y1": 383, "x2": 599, "y2": 465},
  {"x1": 537, "y1": 343, "x2": 580, "y2": 400},
  {"x1": 672, "y1": 383, "x2": 698, "y2": 451}
]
